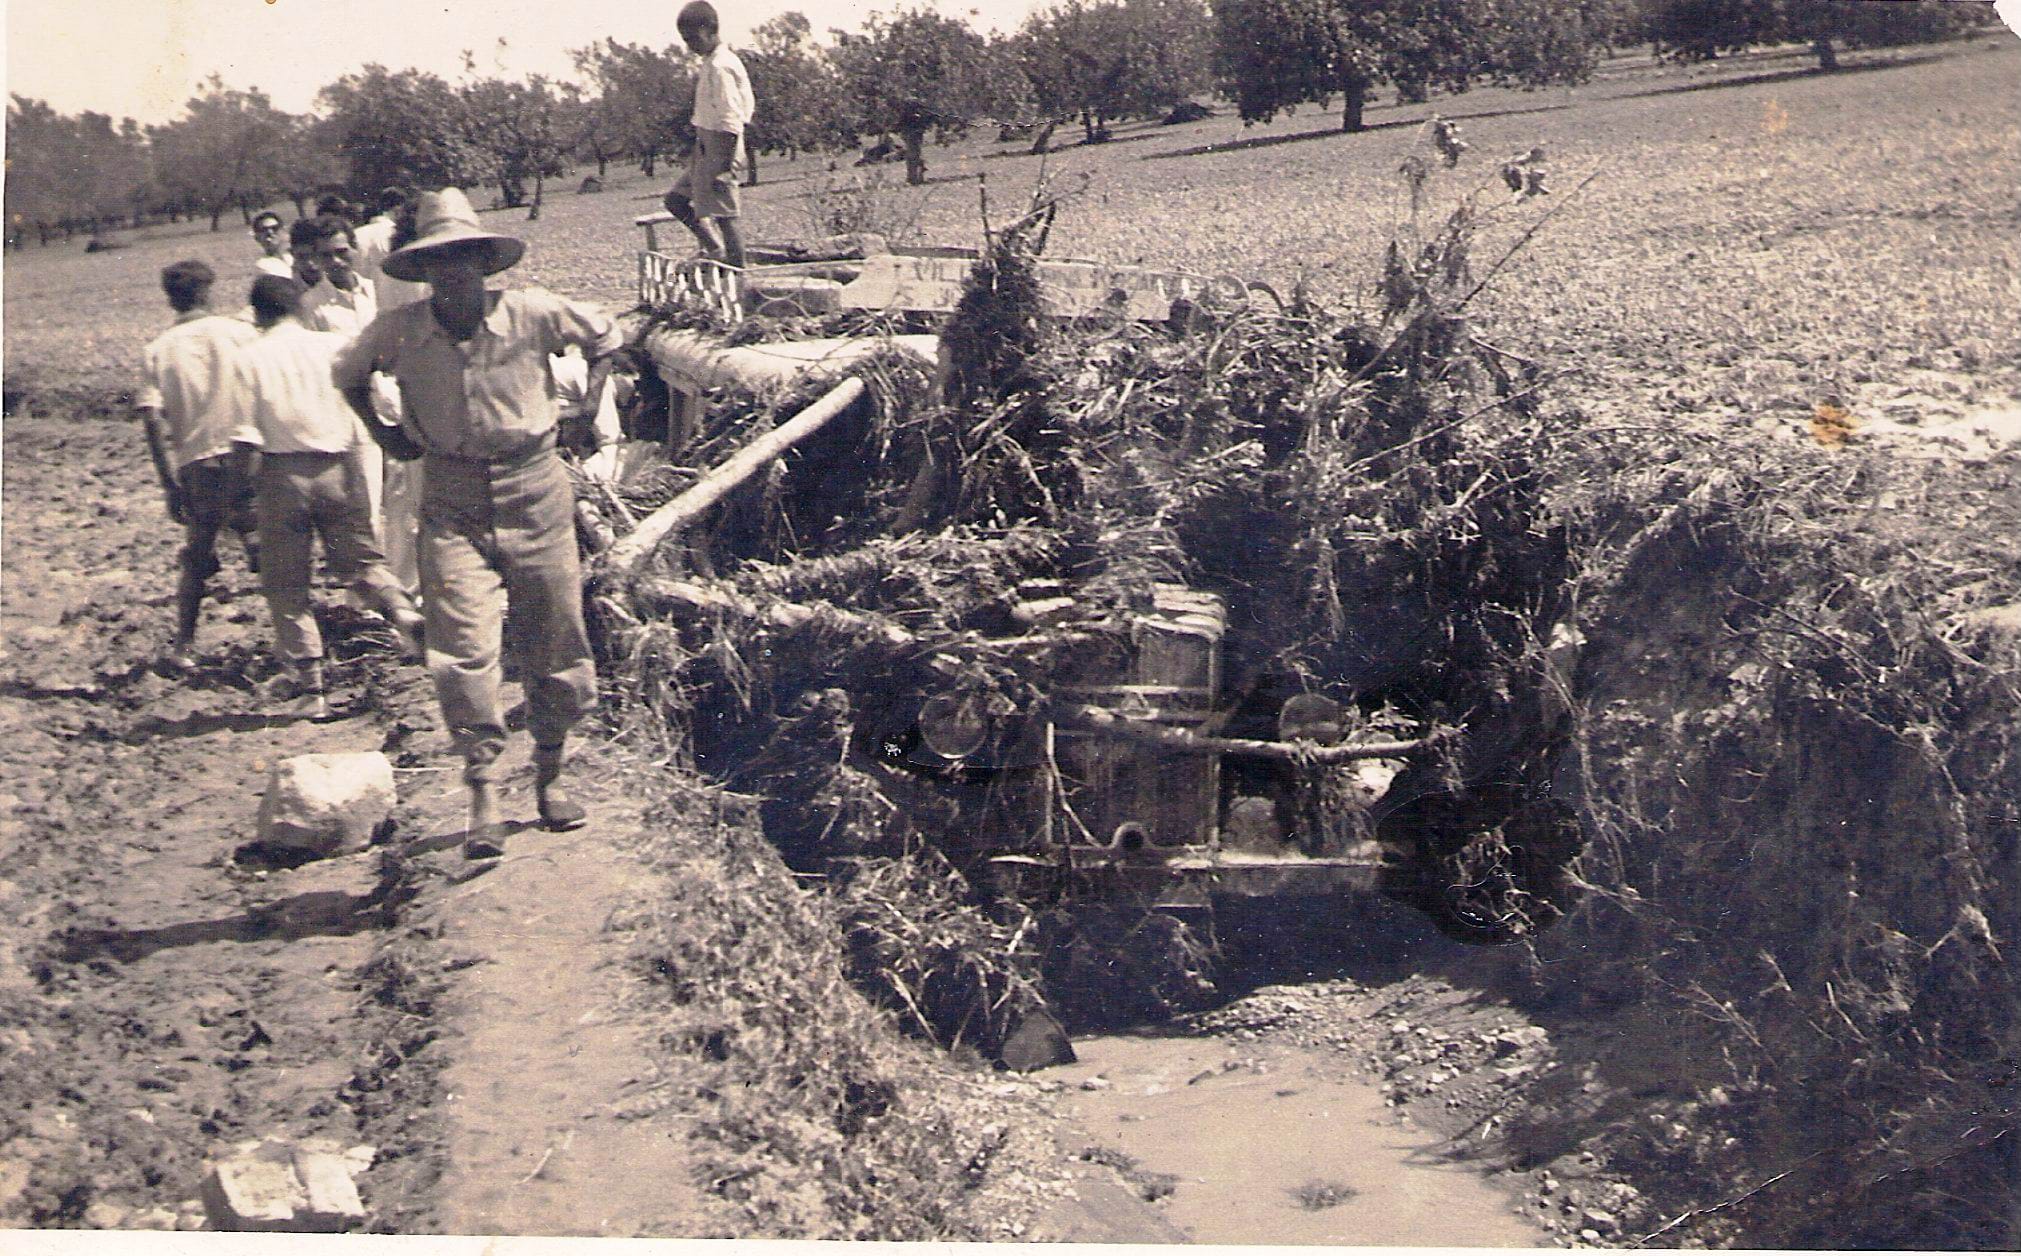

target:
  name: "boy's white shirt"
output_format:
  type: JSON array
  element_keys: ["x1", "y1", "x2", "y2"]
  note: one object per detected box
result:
[{"x1": 692, "y1": 45, "x2": 754, "y2": 135}]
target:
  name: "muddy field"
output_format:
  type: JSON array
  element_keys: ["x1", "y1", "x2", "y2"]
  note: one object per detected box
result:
[
  {"x1": 0, "y1": 412, "x2": 1617, "y2": 1243},
  {"x1": 5, "y1": 31, "x2": 2020, "y2": 1250}
]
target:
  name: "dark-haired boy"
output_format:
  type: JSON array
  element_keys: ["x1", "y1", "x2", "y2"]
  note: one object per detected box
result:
[
  {"x1": 136, "y1": 260, "x2": 261, "y2": 671},
  {"x1": 662, "y1": 0, "x2": 753, "y2": 268},
  {"x1": 228, "y1": 275, "x2": 423, "y2": 720}
]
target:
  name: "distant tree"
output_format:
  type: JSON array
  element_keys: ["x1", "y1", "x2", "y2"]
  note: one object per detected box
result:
[
  {"x1": 319, "y1": 65, "x2": 497, "y2": 196},
  {"x1": 147, "y1": 77, "x2": 293, "y2": 231},
  {"x1": 1483, "y1": 0, "x2": 1614, "y2": 89},
  {"x1": 1641, "y1": 0, "x2": 1774, "y2": 60},
  {"x1": 1643, "y1": 0, "x2": 1983, "y2": 68},
  {"x1": 1019, "y1": 0, "x2": 1214, "y2": 145},
  {"x1": 5, "y1": 96, "x2": 76, "y2": 245},
  {"x1": 463, "y1": 72, "x2": 571, "y2": 217},
  {"x1": 269, "y1": 115, "x2": 346, "y2": 217},
  {"x1": 834, "y1": 9, "x2": 1025, "y2": 185},
  {"x1": 1213, "y1": 0, "x2": 1604, "y2": 132},
  {"x1": 741, "y1": 12, "x2": 856, "y2": 184},
  {"x1": 1780, "y1": 0, "x2": 1985, "y2": 70},
  {"x1": 560, "y1": 78, "x2": 622, "y2": 181},
  {"x1": 570, "y1": 39, "x2": 694, "y2": 178},
  {"x1": 1211, "y1": 0, "x2": 1382, "y2": 131}
]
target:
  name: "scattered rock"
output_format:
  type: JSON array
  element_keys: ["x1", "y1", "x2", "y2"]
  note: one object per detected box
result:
[
  {"x1": 255, "y1": 753, "x2": 395, "y2": 859},
  {"x1": 130, "y1": 1206, "x2": 179, "y2": 1230},
  {"x1": 1079, "y1": 1075, "x2": 1112, "y2": 1092},
  {"x1": 200, "y1": 1137, "x2": 372, "y2": 1232},
  {"x1": 1583, "y1": 1208, "x2": 1620, "y2": 1232},
  {"x1": 83, "y1": 1201, "x2": 129, "y2": 1228}
]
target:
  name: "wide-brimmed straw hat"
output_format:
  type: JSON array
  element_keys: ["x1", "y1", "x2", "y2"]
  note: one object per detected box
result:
[{"x1": 382, "y1": 188, "x2": 526, "y2": 283}]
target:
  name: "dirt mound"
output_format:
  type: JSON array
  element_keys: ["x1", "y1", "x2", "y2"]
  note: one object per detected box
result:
[{"x1": 1512, "y1": 416, "x2": 2021, "y2": 1247}]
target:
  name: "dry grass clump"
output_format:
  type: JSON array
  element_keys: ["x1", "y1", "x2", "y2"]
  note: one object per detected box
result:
[{"x1": 627, "y1": 784, "x2": 1036, "y2": 1239}]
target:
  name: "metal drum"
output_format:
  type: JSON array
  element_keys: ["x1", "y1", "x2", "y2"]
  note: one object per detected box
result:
[{"x1": 1056, "y1": 585, "x2": 1227, "y2": 851}]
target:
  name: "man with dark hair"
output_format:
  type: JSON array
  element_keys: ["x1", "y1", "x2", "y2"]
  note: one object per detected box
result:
[
  {"x1": 227, "y1": 275, "x2": 423, "y2": 720},
  {"x1": 334, "y1": 189, "x2": 621, "y2": 858},
  {"x1": 313, "y1": 193, "x2": 356, "y2": 224},
  {"x1": 297, "y1": 213, "x2": 389, "y2": 564},
  {"x1": 251, "y1": 211, "x2": 292, "y2": 278},
  {"x1": 663, "y1": 0, "x2": 753, "y2": 268},
  {"x1": 286, "y1": 218, "x2": 324, "y2": 292},
  {"x1": 137, "y1": 259, "x2": 262, "y2": 672}
]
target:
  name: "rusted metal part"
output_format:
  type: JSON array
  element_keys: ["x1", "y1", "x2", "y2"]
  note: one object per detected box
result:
[{"x1": 1050, "y1": 700, "x2": 1457, "y2": 764}]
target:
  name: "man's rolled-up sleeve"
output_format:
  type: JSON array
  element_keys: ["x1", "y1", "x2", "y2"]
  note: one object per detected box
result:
[{"x1": 544, "y1": 293, "x2": 624, "y2": 359}]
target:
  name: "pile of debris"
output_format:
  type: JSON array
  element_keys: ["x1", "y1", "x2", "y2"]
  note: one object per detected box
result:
[
  {"x1": 587, "y1": 148, "x2": 1583, "y2": 1053},
  {"x1": 587, "y1": 129, "x2": 2018, "y2": 1248}
]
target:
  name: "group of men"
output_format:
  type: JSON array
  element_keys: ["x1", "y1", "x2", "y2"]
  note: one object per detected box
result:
[
  {"x1": 134, "y1": 0, "x2": 750, "y2": 860},
  {"x1": 138, "y1": 188, "x2": 623, "y2": 859}
]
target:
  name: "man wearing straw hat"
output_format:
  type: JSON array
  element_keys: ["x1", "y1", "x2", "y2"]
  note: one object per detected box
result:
[{"x1": 334, "y1": 188, "x2": 622, "y2": 859}]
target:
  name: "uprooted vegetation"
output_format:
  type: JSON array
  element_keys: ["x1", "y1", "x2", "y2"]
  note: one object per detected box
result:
[{"x1": 582, "y1": 128, "x2": 2016, "y2": 1245}]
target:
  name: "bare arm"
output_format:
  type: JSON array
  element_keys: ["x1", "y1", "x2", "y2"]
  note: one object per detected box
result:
[
  {"x1": 136, "y1": 404, "x2": 185, "y2": 522},
  {"x1": 578, "y1": 352, "x2": 617, "y2": 438},
  {"x1": 343, "y1": 381, "x2": 425, "y2": 462}
]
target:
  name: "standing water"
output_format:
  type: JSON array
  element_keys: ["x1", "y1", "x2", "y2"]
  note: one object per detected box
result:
[{"x1": 1054, "y1": 1033, "x2": 1544, "y2": 1246}]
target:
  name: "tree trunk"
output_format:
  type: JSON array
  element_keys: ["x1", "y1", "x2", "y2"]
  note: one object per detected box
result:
[
  {"x1": 209, "y1": 205, "x2": 226, "y2": 232},
  {"x1": 1340, "y1": 71, "x2": 1370, "y2": 132},
  {"x1": 1081, "y1": 109, "x2": 1096, "y2": 144},
  {"x1": 528, "y1": 173, "x2": 543, "y2": 221},
  {"x1": 289, "y1": 193, "x2": 307, "y2": 217},
  {"x1": 1812, "y1": 35, "x2": 1839, "y2": 70},
  {"x1": 1028, "y1": 119, "x2": 1059, "y2": 155},
  {"x1": 597, "y1": 151, "x2": 608, "y2": 179},
  {"x1": 744, "y1": 146, "x2": 759, "y2": 187},
  {"x1": 642, "y1": 151, "x2": 657, "y2": 178},
  {"x1": 902, "y1": 125, "x2": 927, "y2": 186}
]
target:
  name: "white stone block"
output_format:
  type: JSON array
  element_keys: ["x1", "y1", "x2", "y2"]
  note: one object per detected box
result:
[{"x1": 256, "y1": 752, "x2": 395, "y2": 858}]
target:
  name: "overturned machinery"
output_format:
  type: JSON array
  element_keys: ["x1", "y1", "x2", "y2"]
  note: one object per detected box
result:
[{"x1": 588, "y1": 192, "x2": 1584, "y2": 948}]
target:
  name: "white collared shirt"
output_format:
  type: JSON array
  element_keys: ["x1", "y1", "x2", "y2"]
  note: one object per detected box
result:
[
  {"x1": 225, "y1": 320, "x2": 365, "y2": 455},
  {"x1": 301, "y1": 274, "x2": 379, "y2": 338},
  {"x1": 137, "y1": 310, "x2": 261, "y2": 471},
  {"x1": 692, "y1": 46, "x2": 754, "y2": 135}
]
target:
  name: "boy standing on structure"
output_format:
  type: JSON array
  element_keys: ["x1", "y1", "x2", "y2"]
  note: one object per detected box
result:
[
  {"x1": 136, "y1": 260, "x2": 261, "y2": 672},
  {"x1": 663, "y1": 0, "x2": 753, "y2": 269},
  {"x1": 228, "y1": 275, "x2": 424, "y2": 721}
]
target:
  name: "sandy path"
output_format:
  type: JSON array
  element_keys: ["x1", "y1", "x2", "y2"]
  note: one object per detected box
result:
[
  {"x1": 1054, "y1": 1033, "x2": 1544, "y2": 1246},
  {"x1": 403, "y1": 744, "x2": 721, "y2": 1238}
]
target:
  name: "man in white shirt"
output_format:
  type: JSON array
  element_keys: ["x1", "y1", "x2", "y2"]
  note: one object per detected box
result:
[
  {"x1": 350, "y1": 188, "x2": 428, "y2": 594},
  {"x1": 228, "y1": 275, "x2": 423, "y2": 719},
  {"x1": 251, "y1": 211, "x2": 293, "y2": 278},
  {"x1": 663, "y1": 0, "x2": 754, "y2": 268},
  {"x1": 297, "y1": 214, "x2": 388, "y2": 546},
  {"x1": 136, "y1": 260, "x2": 262, "y2": 671},
  {"x1": 353, "y1": 188, "x2": 430, "y2": 312}
]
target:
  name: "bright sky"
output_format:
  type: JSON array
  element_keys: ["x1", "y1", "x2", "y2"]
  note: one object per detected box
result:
[{"x1": 5, "y1": 0, "x2": 1051, "y2": 125}]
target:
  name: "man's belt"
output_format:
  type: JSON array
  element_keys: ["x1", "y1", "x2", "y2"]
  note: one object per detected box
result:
[{"x1": 425, "y1": 429, "x2": 558, "y2": 468}]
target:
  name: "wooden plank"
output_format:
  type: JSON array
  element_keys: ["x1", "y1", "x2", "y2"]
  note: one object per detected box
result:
[{"x1": 601, "y1": 377, "x2": 867, "y2": 578}]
